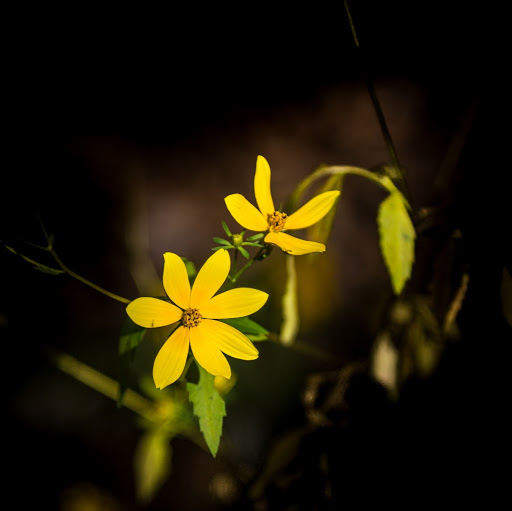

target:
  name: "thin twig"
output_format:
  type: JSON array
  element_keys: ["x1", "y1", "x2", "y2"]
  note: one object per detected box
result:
[{"x1": 343, "y1": 0, "x2": 410, "y2": 201}]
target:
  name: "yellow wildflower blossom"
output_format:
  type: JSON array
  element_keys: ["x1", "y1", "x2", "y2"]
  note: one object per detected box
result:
[
  {"x1": 225, "y1": 155, "x2": 340, "y2": 255},
  {"x1": 126, "y1": 249, "x2": 268, "y2": 389}
]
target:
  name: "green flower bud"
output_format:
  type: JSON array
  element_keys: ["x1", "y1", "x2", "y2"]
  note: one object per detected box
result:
[{"x1": 232, "y1": 233, "x2": 244, "y2": 248}]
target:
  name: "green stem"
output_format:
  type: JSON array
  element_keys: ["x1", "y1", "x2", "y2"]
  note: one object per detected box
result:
[
  {"x1": 230, "y1": 256, "x2": 256, "y2": 284},
  {"x1": 233, "y1": 244, "x2": 239, "y2": 268},
  {"x1": 326, "y1": 165, "x2": 393, "y2": 189},
  {"x1": 33, "y1": 219, "x2": 132, "y2": 304},
  {"x1": 49, "y1": 348, "x2": 154, "y2": 419},
  {"x1": 291, "y1": 164, "x2": 400, "y2": 207},
  {"x1": 229, "y1": 245, "x2": 270, "y2": 284},
  {"x1": 343, "y1": 0, "x2": 410, "y2": 199},
  {"x1": 48, "y1": 248, "x2": 131, "y2": 304},
  {"x1": 179, "y1": 355, "x2": 195, "y2": 383}
]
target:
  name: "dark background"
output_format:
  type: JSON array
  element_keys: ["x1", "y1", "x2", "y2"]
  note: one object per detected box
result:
[{"x1": 3, "y1": 2, "x2": 510, "y2": 510}]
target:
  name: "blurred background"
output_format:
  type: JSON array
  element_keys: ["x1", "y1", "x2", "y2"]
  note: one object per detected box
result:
[{"x1": 2, "y1": 1, "x2": 510, "y2": 510}]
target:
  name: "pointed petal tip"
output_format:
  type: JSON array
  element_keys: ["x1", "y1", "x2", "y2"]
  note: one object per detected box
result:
[
  {"x1": 265, "y1": 231, "x2": 327, "y2": 255},
  {"x1": 221, "y1": 365, "x2": 232, "y2": 380},
  {"x1": 153, "y1": 377, "x2": 167, "y2": 390},
  {"x1": 153, "y1": 373, "x2": 178, "y2": 390},
  {"x1": 198, "y1": 360, "x2": 231, "y2": 380},
  {"x1": 285, "y1": 190, "x2": 341, "y2": 230},
  {"x1": 247, "y1": 345, "x2": 259, "y2": 358}
]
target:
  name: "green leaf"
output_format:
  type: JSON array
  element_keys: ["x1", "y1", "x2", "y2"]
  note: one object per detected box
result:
[
  {"x1": 212, "y1": 245, "x2": 232, "y2": 251},
  {"x1": 237, "y1": 246, "x2": 250, "y2": 259},
  {"x1": 186, "y1": 363, "x2": 226, "y2": 457},
  {"x1": 246, "y1": 233, "x2": 264, "y2": 242},
  {"x1": 377, "y1": 191, "x2": 416, "y2": 294},
  {"x1": 212, "y1": 237, "x2": 232, "y2": 246},
  {"x1": 134, "y1": 428, "x2": 173, "y2": 504},
  {"x1": 3, "y1": 243, "x2": 64, "y2": 275},
  {"x1": 119, "y1": 316, "x2": 146, "y2": 356},
  {"x1": 181, "y1": 257, "x2": 197, "y2": 279},
  {"x1": 220, "y1": 316, "x2": 269, "y2": 340},
  {"x1": 118, "y1": 317, "x2": 146, "y2": 407},
  {"x1": 222, "y1": 220, "x2": 232, "y2": 237}
]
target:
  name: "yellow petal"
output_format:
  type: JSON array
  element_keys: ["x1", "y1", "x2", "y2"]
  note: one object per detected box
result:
[
  {"x1": 163, "y1": 252, "x2": 191, "y2": 309},
  {"x1": 190, "y1": 323, "x2": 231, "y2": 379},
  {"x1": 254, "y1": 155, "x2": 275, "y2": 217},
  {"x1": 225, "y1": 194, "x2": 268, "y2": 231},
  {"x1": 126, "y1": 297, "x2": 182, "y2": 328},
  {"x1": 201, "y1": 288, "x2": 268, "y2": 319},
  {"x1": 153, "y1": 326, "x2": 190, "y2": 389},
  {"x1": 201, "y1": 319, "x2": 259, "y2": 360},
  {"x1": 190, "y1": 249, "x2": 230, "y2": 309},
  {"x1": 285, "y1": 191, "x2": 340, "y2": 230},
  {"x1": 264, "y1": 231, "x2": 326, "y2": 255}
]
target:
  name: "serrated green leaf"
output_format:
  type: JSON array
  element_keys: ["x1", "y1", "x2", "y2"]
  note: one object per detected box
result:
[
  {"x1": 186, "y1": 363, "x2": 226, "y2": 457},
  {"x1": 220, "y1": 316, "x2": 269, "y2": 340},
  {"x1": 377, "y1": 192, "x2": 416, "y2": 294},
  {"x1": 134, "y1": 428, "x2": 173, "y2": 504}
]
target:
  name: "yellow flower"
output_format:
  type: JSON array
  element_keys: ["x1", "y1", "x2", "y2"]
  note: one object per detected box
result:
[
  {"x1": 126, "y1": 249, "x2": 268, "y2": 389},
  {"x1": 225, "y1": 155, "x2": 340, "y2": 255}
]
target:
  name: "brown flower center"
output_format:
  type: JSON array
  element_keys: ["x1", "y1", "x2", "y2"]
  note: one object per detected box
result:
[
  {"x1": 181, "y1": 308, "x2": 202, "y2": 328},
  {"x1": 267, "y1": 211, "x2": 287, "y2": 232}
]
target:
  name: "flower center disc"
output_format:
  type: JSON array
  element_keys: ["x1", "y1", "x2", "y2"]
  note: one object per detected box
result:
[
  {"x1": 181, "y1": 308, "x2": 202, "y2": 328},
  {"x1": 267, "y1": 211, "x2": 287, "y2": 232}
]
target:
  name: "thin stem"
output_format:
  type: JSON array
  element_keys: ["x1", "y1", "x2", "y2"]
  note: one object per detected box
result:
[
  {"x1": 177, "y1": 355, "x2": 195, "y2": 384},
  {"x1": 35, "y1": 220, "x2": 132, "y2": 304},
  {"x1": 229, "y1": 245, "x2": 270, "y2": 284},
  {"x1": 304, "y1": 164, "x2": 400, "y2": 195},
  {"x1": 325, "y1": 165, "x2": 393, "y2": 189},
  {"x1": 233, "y1": 245, "x2": 239, "y2": 268},
  {"x1": 48, "y1": 248, "x2": 131, "y2": 304},
  {"x1": 343, "y1": 0, "x2": 360, "y2": 48},
  {"x1": 343, "y1": 0, "x2": 410, "y2": 199},
  {"x1": 230, "y1": 257, "x2": 256, "y2": 284}
]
